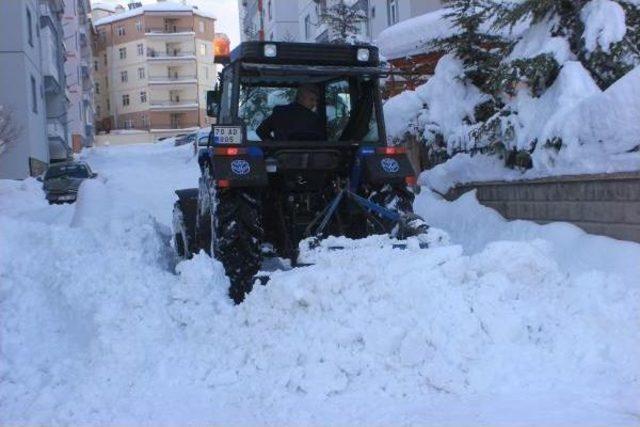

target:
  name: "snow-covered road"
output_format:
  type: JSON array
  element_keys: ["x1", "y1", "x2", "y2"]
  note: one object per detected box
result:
[{"x1": 1, "y1": 142, "x2": 639, "y2": 425}]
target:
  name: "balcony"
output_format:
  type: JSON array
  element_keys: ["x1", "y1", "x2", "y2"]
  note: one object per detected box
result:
[
  {"x1": 145, "y1": 26, "x2": 194, "y2": 36},
  {"x1": 146, "y1": 50, "x2": 196, "y2": 61},
  {"x1": 148, "y1": 75, "x2": 197, "y2": 85},
  {"x1": 150, "y1": 123, "x2": 199, "y2": 131},
  {"x1": 47, "y1": 119, "x2": 66, "y2": 141},
  {"x1": 149, "y1": 99, "x2": 198, "y2": 111}
]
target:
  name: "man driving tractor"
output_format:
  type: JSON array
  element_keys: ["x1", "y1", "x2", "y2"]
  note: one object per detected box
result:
[{"x1": 256, "y1": 84, "x2": 325, "y2": 141}]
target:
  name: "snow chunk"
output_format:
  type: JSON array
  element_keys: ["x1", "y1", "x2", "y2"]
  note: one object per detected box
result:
[
  {"x1": 581, "y1": 0, "x2": 627, "y2": 53},
  {"x1": 383, "y1": 90, "x2": 424, "y2": 139},
  {"x1": 509, "y1": 20, "x2": 574, "y2": 64}
]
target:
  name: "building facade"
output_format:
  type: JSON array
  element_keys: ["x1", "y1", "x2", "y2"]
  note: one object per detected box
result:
[
  {"x1": 0, "y1": 0, "x2": 70, "y2": 179},
  {"x1": 240, "y1": 0, "x2": 442, "y2": 44},
  {"x1": 64, "y1": 0, "x2": 96, "y2": 152},
  {"x1": 93, "y1": 2, "x2": 216, "y2": 136}
]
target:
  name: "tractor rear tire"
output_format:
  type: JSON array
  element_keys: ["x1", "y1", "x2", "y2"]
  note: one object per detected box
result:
[
  {"x1": 212, "y1": 189, "x2": 263, "y2": 304},
  {"x1": 173, "y1": 197, "x2": 197, "y2": 259}
]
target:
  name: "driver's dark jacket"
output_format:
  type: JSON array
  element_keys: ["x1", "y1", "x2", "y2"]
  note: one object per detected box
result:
[{"x1": 256, "y1": 102, "x2": 325, "y2": 141}]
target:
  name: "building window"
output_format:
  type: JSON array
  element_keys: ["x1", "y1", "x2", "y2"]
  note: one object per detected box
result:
[
  {"x1": 95, "y1": 82, "x2": 100, "y2": 94},
  {"x1": 270, "y1": 32, "x2": 274, "y2": 41},
  {"x1": 103, "y1": 53, "x2": 107, "y2": 65},
  {"x1": 26, "y1": 7, "x2": 33, "y2": 47},
  {"x1": 140, "y1": 91, "x2": 147, "y2": 103},
  {"x1": 94, "y1": 60, "x2": 98, "y2": 71},
  {"x1": 122, "y1": 94, "x2": 130, "y2": 106},
  {"x1": 304, "y1": 14, "x2": 311, "y2": 40},
  {"x1": 30, "y1": 76, "x2": 37, "y2": 113},
  {"x1": 268, "y1": 0, "x2": 272, "y2": 20},
  {"x1": 138, "y1": 67, "x2": 145, "y2": 79},
  {"x1": 199, "y1": 21, "x2": 205, "y2": 32},
  {"x1": 107, "y1": 99, "x2": 110, "y2": 111},
  {"x1": 117, "y1": 26, "x2": 125, "y2": 36},
  {"x1": 124, "y1": 119, "x2": 133, "y2": 129},
  {"x1": 137, "y1": 43, "x2": 144, "y2": 56},
  {"x1": 200, "y1": 43, "x2": 206, "y2": 56},
  {"x1": 96, "y1": 105, "x2": 101, "y2": 117},
  {"x1": 105, "y1": 77, "x2": 109, "y2": 89},
  {"x1": 136, "y1": 20, "x2": 142, "y2": 32},
  {"x1": 204, "y1": 66, "x2": 209, "y2": 80},
  {"x1": 371, "y1": 6, "x2": 376, "y2": 18},
  {"x1": 121, "y1": 71, "x2": 128, "y2": 82},
  {"x1": 387, "y1": 0, "x2": 399, "y2": 26},
  {"x1": 142, "y1": 115, "x2": 148, "y2": 128},
  {"x1": 119, "y1": 47, "x2": 127, "y2": 59}
]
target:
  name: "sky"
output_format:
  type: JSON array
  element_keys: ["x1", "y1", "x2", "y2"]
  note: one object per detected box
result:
[{"x1": 92, "y1": 0, "x2": 241, "y2": 48}]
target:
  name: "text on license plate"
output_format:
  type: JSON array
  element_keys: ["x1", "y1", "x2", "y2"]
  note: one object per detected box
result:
[{"x1": 213, "y1": 127, "x2": 242, "y2": 144}]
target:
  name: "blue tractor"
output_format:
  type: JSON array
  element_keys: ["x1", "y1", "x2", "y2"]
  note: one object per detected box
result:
[{"x1": 173, "y1": 42, "x2": 429, "y2": 303}]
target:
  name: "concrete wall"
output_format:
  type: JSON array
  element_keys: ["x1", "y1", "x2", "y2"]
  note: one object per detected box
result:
[{"x1": 446, "y1": 172, "x2": 640, "y2": 243}]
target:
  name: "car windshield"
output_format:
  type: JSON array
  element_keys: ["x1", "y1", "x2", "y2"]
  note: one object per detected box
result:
[
  {"x1": 45, "y1": 164, "x2": 90, "y2": 179},
  {"x1": 238, "y1": 77, "x2": 380, "y2": 143}
]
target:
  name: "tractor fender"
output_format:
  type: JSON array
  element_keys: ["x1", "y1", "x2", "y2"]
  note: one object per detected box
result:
[
  {"x1": 362, "y1": 152, "x2": 415, "y2": 185},
  {"x1": 208, "y1": 148, "x2": 268, "y2": 188}
]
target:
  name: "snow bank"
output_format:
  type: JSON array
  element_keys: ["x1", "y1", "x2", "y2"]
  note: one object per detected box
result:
[{"x1": 1, "y1": 142, "x2": 639, "y2": 425}]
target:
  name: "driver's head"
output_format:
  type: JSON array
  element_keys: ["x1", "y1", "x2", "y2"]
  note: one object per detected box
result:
[{"x1": 296, "y1": 84, "x2": 320, "y2": 111}]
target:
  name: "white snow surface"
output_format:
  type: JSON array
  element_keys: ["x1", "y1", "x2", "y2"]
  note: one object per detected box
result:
[
  {"x1": 1, "y1": 142, "x2": 639, "y2": 425},
  {"x1": 581, "y1": 0, "x2": 627, "y2": 53}
]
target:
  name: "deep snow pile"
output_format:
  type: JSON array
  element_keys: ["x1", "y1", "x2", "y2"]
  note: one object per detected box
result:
[{"x1": 1, "y1": 142, "x2": 639, "y2": 425}]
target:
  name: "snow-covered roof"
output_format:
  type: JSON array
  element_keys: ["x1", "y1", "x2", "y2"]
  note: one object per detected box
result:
[
  {"x1": 92, "y1": 2, "x2": 117, "y2": 12},
  {"x1": 377, "y1": 9, "x2": 455, "y2": 60},
  {"x1": 376, "y1": 8, "x2": 527, "y2": 60},
  {"x1": 93, "y1": 2, "x2": 215, "y2": 27}
]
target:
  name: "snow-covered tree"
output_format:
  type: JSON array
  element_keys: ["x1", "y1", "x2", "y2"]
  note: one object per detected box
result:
[
  {"x1": 0, "y1": 106, "x2": 21, "y2": 157},
  {"x1": 495, "y1": 0, "x2": 640, "y2": 89},
  {"x1": 320, "y1": 0, "x2": 367, "y2": 44},
  {"x1": 433, "y1": 0, "x2": 511, "y2": 95}
]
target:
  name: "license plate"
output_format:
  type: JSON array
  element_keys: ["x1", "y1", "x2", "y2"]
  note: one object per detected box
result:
[{"x1": 213, "y1": 126, "x2": 242, "y2": 144}]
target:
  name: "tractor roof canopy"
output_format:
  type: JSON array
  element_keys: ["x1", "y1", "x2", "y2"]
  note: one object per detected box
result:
[{"x1": 229, "y1": 42, "x2": 381, "y2": 68}]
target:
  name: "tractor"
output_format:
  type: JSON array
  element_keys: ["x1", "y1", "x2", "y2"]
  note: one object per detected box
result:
[{"x1": 173, "y1": 42, "x2": 429, "y2": 303}]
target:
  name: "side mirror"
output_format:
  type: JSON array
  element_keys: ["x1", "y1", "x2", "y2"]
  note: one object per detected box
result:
[
  {"x1": 91, "y1": 173, "x2": 98, "y2": 178},
  {"x1": 37, "y1": 176, "x2": 43, "y2": 182},
  {"x1": 206, "y1": 90, "x2": 221, "y2": 117}
]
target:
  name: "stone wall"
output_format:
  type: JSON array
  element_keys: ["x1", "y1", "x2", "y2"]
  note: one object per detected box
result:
[{"x1": 445, "y1": 172, "x2": 640, "y2": 243}]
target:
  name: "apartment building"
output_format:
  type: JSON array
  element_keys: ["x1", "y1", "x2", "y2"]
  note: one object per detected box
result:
[
  {"x1": 93, "y1": 1, "x2": 216, "y2": 136},
  {"x1": 0, "y1": 0, "x2": 70, "y2": 179},
  {"x1": 239, "y1": 0, "x2": 300, "y2": 42},
  {"x1": 240, "y1": 0, "x2": 442, "y2": 44},
  {"x1": 64, "y1": 0, "x2": 96, "y2": 152}
]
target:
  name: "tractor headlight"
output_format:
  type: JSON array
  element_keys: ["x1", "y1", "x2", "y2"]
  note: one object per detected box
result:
[
  {"x1": 264, "y1": 43, "x2": 277, "y2": 58},
  {"x1": 357, "y1": 48, "x2": 370, "y2": 62}
]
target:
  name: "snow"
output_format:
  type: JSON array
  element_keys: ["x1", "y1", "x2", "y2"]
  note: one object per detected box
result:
[
  {"x1": 376, "y1": 8, "x2": 528, "y2": 60},
  {"x1": 1, "y1": 141, "x2": 639, "y2": 425},
  {"x1": 377, "y1": 9, "x2": 457, "y2": 60},
  {"x1": 581, "y1": 0, "x2": 627, "y2": 53},
  {"x1": 508, "y1": 19, "x2": 574, "y2": 64},
  {"x1": 93, "y1": 1, "x2": 215, "y2": 27},
  {"x1": 384, "y1": 55, "x2": 490, "y2": 141}
]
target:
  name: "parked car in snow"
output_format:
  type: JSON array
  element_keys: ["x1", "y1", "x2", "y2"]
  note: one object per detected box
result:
[
  {"x1": 39, "y1": 161, "x2": 97, "y2": 204},
  {"x1": 194, "y1": 128, "x2": 211, "y2": 154},
  {"x1": 174, "y1": 132, "x2": 196, "y2": 147}
]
